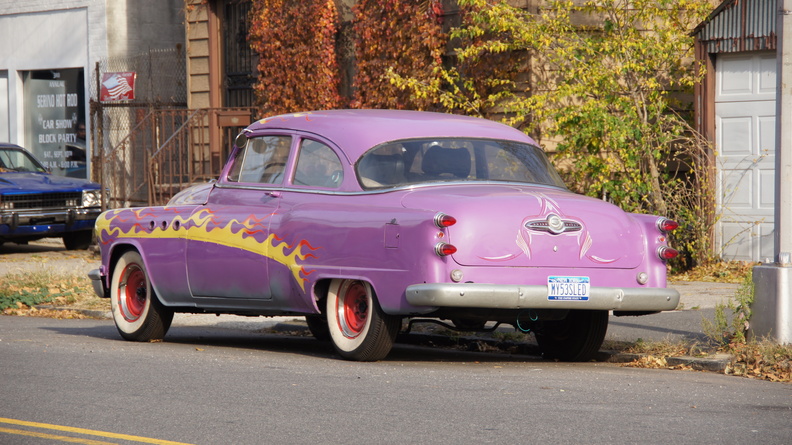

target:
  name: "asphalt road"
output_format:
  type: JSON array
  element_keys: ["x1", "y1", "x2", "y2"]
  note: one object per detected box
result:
[{"x1": 1, "y1": 316, "x2": 791, "y2": 444}]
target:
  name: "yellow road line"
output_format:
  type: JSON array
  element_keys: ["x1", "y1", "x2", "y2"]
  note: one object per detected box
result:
[
  {"x1": 0, "y1": 418, "x2": 196, "y2": 445},
  {"x1": 0, "y1": 426, "x2": 117, "y2": 444}
]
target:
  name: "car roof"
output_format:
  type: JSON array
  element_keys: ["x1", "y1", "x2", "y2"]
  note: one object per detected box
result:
[{"x1": 246, "y1": 109, "x2": 538, "y2": 160}]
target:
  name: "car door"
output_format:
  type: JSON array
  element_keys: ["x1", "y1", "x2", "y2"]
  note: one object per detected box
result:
[
  {"x1": 185, "y1": 134, "x2": 293, "y2": 300},
  {"x1": 263, "y1": 137, "x2": 347, "y2": 304}
]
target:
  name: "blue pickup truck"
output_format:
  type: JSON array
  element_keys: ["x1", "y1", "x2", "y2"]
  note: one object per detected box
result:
[{"x1": 0, "y1": 143, "x2": 101, "y2": 250}]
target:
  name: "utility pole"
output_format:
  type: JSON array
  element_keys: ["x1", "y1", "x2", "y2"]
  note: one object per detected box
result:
[{"x1": 751, "y1": 0, "x2": 792, "y2": 344}]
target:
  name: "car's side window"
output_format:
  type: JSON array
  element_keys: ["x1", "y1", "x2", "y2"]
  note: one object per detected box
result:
[
  {"x1": 227, "y1": 135, "x2": 292, "y2": 184},
  {"x1": 293, "y1": 139, "x2": 343, "y2": 188}
]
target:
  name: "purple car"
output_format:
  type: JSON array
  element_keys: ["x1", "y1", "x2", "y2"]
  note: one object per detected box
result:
[{"x1": 89, "y1": 110, "x2": 679, "y2": 361}]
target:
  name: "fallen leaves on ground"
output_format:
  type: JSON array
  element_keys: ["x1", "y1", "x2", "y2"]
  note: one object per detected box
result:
[
  {"x1": 3, "y1": 302, "x2": 92, "y2": 319},
  {"x1": 725, "y1": 342, "x2": 792, "y2": 383},
  {"x1": 670, "y1": 261, "x2": 757, "y2": 283},
  {"x1": 622, "y1": 355, "x2": 694, "y2": 371}
]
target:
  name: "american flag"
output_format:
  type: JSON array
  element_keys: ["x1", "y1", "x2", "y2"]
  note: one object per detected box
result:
[{"x1": 102, "y1": 73, "x2": 135, "y2": 100}]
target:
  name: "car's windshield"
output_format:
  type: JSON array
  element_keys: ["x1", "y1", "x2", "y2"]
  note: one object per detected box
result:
[
  {"x1": 0, "y1": 148, "x2": 47, "y2": 173},
  {"x1": 356, "y1": 138, "x2": 566, "y2": 190}
]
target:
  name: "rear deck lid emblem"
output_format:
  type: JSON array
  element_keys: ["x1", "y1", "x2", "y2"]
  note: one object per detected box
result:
[{"x1": 525, "y1": 214, "x2": 582, "y2": 234}]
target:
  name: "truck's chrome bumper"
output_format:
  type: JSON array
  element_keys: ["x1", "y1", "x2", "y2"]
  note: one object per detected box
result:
[
  {"x1": 0, "y1": 207, "x2": 101, "y2": 228},
  {"x1": 405, "y1": 283, "x2": 680, "y2": 312}
]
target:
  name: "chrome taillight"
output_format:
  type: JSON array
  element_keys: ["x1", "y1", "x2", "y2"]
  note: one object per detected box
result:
[
  {"x1": 657, "y1": 246, "x2": 679, "y2": 260},
  {"x1": 435, "y1": 242, "x2": 457, "y2": 256},
  {"x1": 434, "y1": 213, "x2": 456, "y2": 228},
  {"x1": 657, "y1": 218, "x2": 679, "y2": 233}
]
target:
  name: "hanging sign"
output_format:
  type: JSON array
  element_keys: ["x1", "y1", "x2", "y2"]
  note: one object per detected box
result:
[{"x1": 100, "y1": 72, "x2": 136, "y2": 102}]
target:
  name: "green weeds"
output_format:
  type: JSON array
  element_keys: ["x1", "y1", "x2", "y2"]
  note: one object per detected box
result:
[
  {"x1": 702, "y1": 270, "x2": 754, "y2": 346},
  {"x1": 1, "y1": 269, "x2": 106, "y2": 316}
]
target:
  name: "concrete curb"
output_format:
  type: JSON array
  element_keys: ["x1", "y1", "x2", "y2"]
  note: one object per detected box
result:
[{"x1": 603, "y1": 351, "x2": 732, "y2": 372}]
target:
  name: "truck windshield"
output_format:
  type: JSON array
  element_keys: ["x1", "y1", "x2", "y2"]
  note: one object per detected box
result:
[{"x1": 0, "y1": 148, "x2": 48, "y2": 173}]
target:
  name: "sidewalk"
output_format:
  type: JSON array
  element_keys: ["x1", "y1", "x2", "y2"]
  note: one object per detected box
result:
[{"x1": 669, "y1": 280, "x2": 740, "y2": 310}]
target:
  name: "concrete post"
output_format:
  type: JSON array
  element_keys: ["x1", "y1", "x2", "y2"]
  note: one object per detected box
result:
[{"x1": 750, "y1": 0, "x2": 792, "y2": 344}]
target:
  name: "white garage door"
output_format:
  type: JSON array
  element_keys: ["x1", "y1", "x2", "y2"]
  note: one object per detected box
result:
[{"x1": 715, "y1": 52, "x2": 776, "y2": 262}]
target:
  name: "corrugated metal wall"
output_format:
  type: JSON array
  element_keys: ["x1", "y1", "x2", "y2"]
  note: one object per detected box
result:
[{"x1": 695, "y1": 0, "x2": 777, "y2": 53}]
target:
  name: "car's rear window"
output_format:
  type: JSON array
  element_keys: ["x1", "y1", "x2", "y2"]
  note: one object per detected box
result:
[{"x1": 356, "y1": 138, "x2": 566, "y2": 190}]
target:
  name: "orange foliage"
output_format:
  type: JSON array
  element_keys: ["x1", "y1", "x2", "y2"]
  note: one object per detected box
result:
[
  {"x1": 247, "y1": 0, "x2": 508, "y2": 114},
  {"x1": 351, "y1": 0, "x2": 446, "y2": 110},
  {"x1": 249, "y1": 0, "x2": 342, "y2": 116}
]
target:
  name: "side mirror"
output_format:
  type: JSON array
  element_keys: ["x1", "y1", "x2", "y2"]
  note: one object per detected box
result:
[{"x1": 235, "y1": 132, "x2": 248, "y2": 149}]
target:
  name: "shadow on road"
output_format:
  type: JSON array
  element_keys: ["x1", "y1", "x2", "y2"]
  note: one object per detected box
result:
[
  {"x1": 43, "y1": 320, "x2": 546, "y2": 364},
  {"x1": 0, "y1": 241, "x2": 67, "y2": 254}
]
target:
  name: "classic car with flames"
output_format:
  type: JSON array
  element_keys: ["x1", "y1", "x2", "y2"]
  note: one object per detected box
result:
[{"x1": 89, "y1": 110, "x2": 679, "y2": 361}]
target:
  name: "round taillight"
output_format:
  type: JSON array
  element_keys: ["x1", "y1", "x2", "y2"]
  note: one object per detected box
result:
[
  {"x1": 657, "y1": 218, "x2": 679, "y2": 233},
  {"x1": 657, "y1": 246, "x2": 679, "y2": 260},
  {"x1": 434, "y1": 213, "x2": 457, "y2": 228},
  {"x1": 435, "y1": 243, "x2": 457, "y2": 256}
]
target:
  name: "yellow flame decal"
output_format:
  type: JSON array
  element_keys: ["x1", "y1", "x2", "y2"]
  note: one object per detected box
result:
[{"x1": 96, "y1": 208, "x2": 318, "y2": 290}]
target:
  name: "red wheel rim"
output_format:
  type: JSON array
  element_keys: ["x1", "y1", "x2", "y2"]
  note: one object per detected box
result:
[
  {"x1": 339, "y1": 281, "x2": 368, "y2": 338},
  {"x1": 118, "y1": 264, "x2": 147, "y2": 322}
]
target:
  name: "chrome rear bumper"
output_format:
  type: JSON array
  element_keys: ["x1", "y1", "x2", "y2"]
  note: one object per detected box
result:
[{"x1": 406, "y1": 283, "x2": 680, "y2": 312}]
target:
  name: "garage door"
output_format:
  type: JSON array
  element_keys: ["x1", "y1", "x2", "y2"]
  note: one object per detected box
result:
[{"x1": 715, "y1": 52, "x2": 776, "y2": 262}]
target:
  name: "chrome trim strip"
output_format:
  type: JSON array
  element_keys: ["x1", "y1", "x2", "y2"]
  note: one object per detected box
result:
[
  {"x1": 525, "y1": 217, "x2": 583, "y2": 234},
  {"x1": 213, "y1": 181, "x2": 568, "y2": 196}
]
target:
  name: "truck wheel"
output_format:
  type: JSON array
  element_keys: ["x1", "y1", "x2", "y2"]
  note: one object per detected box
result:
[
  {"x1": 535, "y1": 310, "x2": 608, "y2": 361},
  {"x1": 63, "y1": 230, "x2": 93, "y2": 250},
  {"x1": 110, "y1": 250, "x2": 173, "y2": 341},
  {"x1": 326, "y1": 279, "x2": 400, "y2": 361}
]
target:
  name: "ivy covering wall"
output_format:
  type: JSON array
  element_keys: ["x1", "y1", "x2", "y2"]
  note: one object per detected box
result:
[
  {"x1": 248, "y1": 0, "x2": 447, "y2": 115},
  {"x1": 350, "y1": 0, "x2": 445, "y2": 110},
  {"x1": 249, "y1": 0, "x2": 342, "y2": 115}
]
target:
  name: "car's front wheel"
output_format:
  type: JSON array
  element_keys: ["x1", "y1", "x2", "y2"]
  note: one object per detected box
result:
[
  {"x1": 535, "y1": 310, "x2": 608, "y2": 362},
  {"x1": 110, "y1": 250, "x2": 173, "y2": 341},
  {"x1": 326, "y1": 279, "x2": 400, "y2": 361}
]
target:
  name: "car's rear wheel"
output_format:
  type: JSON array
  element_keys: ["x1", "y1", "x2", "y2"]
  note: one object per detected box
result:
[
  {"x1": 326, "y1": 279, "x2": 400, "y2": 361},
  {"x1": 535, "y1": 310, "x2": 608, "y2": 361},
  {"x1": 63, "y1": 230, "x2": 93, "y2": 250},
  {"x1": 110, "y1": 250, "x2": 173, "y2": 341}
]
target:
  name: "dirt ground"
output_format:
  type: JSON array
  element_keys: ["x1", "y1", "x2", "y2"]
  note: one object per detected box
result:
[{"x1": 0, "y1": 238, "x2": 98, "y2": 278}]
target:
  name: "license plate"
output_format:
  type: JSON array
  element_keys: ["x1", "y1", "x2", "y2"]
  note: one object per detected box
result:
[{"x1": 547, "y1": 276, "x2": 590, "y2": 301}]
